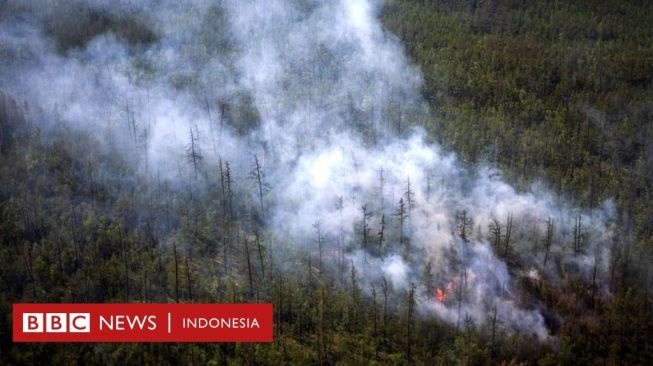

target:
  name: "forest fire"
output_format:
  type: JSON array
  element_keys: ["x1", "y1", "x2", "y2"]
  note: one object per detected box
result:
[
  {"x1": 0, "y1": 0, "x2": 640, "y2": 362},
  {"x1": 435, "y1": 282, "x2": 454, "y2": 304}
]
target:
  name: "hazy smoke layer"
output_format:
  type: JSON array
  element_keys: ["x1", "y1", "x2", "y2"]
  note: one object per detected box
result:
[{"x1": 0, "y1": 0, "x2": 613, "y2": 339}]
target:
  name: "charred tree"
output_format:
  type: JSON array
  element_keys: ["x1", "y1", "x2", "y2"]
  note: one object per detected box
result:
[
  {"x1": 361, "y1": 204, "x2": 372, "y2": 262},
  {"x1": 404, "y1": 177, "x2": 415, "y2": 229},
  {"x1": 395, "y1": 198, "x2": 407, "y2": 250},
  {"x1": 248, "y1": 154, "x2": 269, "y2": 215},
  {"x1": 244, "y1": 237, "x2": 254, "y2": 300},
  {"x1": 378, "y1": 213, "x2": 386, "y2": 252},
  {"x1": 504, "y1": 212, "x2": 513, "y2": 256},
  {"x1": 456, "y1": 210, "x2": 473, "y2": 243},
  {"x1": 490, "y1": 218, "x2": 502, "y2": 251},
  {"x1": 186, "y1": 126, "x2": 202, "y2": 180},
  {"x1": 254, "y1": 227, "x2": 266, "y2": 281}
]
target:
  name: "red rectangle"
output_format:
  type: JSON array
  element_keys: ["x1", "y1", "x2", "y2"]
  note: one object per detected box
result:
[{"x1": 13, "y1": 303, "x2": 273, "y2": 342}]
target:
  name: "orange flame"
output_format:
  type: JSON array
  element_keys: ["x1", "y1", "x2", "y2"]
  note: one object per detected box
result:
[
  {"x1": 436, "y1": 288, "x2": 447, "y2": 303},
  {"x1": 435, "y1": 282, "x2": 455, "y2": 304}
]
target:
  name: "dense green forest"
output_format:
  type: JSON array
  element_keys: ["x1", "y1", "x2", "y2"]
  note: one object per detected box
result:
[
  {"x1": 382, "y1": 0, "x2": 653, "y2": 227},
  {"x1": 1, "y1": 0, "x2": 652, "y2": 365}
]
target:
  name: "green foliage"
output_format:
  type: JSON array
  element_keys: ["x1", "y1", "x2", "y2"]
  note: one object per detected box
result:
[{"x1": 383, "y1": 0, "x2": 653, "y2": 219}]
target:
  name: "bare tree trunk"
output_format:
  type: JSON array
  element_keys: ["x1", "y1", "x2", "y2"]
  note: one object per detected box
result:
[
  {"x1": 382, "y1": 278, "x2": 388, "y2": 343},
  {"x1": 504, "y1": 212, "x2": 513, "y2": 256},
  {"x1": 255, "y1": 229, "x2": 265, "y2": 280},
  {"x1": 362, "y1": 204, "x2": 371, "y2": 262},
  {"x1": 543, "y1": 217, "x2": 553, "y2": 265},
  {"x1": 172, "y1": 241, "x2": 180, "y2": 303},
  {"x1": 251, "y1": 154, "x2": 266, "y2": 214},
  {"x1": 244, "y1": 238, "x2": 254, "y2": 300}
]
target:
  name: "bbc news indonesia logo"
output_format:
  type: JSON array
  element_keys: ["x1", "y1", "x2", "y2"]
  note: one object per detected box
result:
[
  {"x1": 13, "y1": 303, "x2": 273, "y2": 342},
  {"x1": 23, "y1": 312, "x2": 91, "y2": 333}
]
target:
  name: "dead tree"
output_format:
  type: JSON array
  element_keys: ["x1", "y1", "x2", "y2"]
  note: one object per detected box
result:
[
  {"x1": 504, "y1": 212, "x2": 513, "y2": 256},
  {"x1": 221, "y1": 161, "x2": 234, "y2": 219},
  {"x1": 186, "y1": 126, "x2": 202, "y2": 180},
  {"x1": 490, "y1": 218, "x2": 502, "y2": 251},
  {"x1": 249, "y1": 154, "x2": 269, "y2": 214},
  {"x1": 573, "y1": 214, "x2": 584, "y2": 279},
  {"x1": 543, "y1": 217, "x2": 554, "y2": 265},
  {"x1": 395, "y1": 198, "x2": 407, "y2": 249},
  {"x1": 423, "y1": 262, "x2": 433, "y2": 299},
  {"x1": 244, "y1": 237, "x2": 254, "y2": 300},
  {"x1": 361, "y1": 204, "x2": 372, "y2": 261},
  {"x1": 378, "y1": 213, "x2": 386, "y2": 251},
  {"x1": 219, "y1": 158, "x2": 227, "y2": 214},
  {"x1": 456, "y1": 210, "x2": 473, "y2": 243},
  {"x1": 404, "y1": 178, "x2": 415, "y2": 228},
  {"x1": 254, "y1": 228, "x2": 265, "y2": 280},
  {"x1": 573, "y1": 214, "x2": 582, "y2": 258}
]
